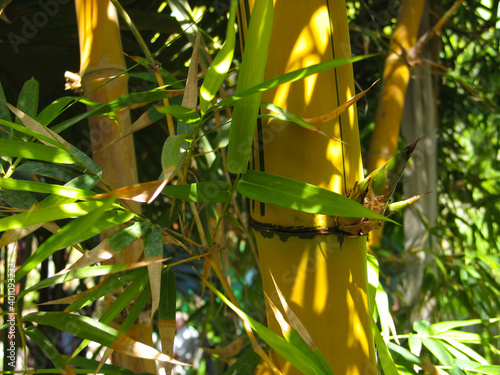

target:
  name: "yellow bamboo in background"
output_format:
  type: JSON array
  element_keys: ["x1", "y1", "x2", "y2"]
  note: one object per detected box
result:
[
  {"x1": 240, "y1": 1, "x2": 376, "y2": 374},
  {"x1": 367, "y1": 0, "x2": 425, "y2": 248},
  {"x1": 74, "y1": 1, "x2": 156, "y2": 373}
]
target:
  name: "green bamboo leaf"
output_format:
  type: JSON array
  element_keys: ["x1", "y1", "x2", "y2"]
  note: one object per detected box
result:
[
  {"x1": 24, "y1": 326, "x2": 67, "y2": 373},
  {"x1": 52, "y1": 89, "x2": 179, "y2": 134},
  {"x1": 387, "y1": 342, "x2": 422, "y2": 367},
  {"x1": 422, "y1": 337, "x2": 454, "y2": 366},
  {"x1": 441, "y1": 338, "x2": 488, "y2": 364},
  {"x1": 237, "y1": 170, "x2": 394, "y2": 222},
  {"x1": 99, "y1": 272, "x2": 149, "y2": 325},
  {"x1": 162, "y1": 181, "x2": 231, "y2": 203},
  {"x1": 159, "y1": 268, "x2": 176, "y2": 321},
  {"x1": 23, "y1": 312, "x2": 186, "y2": 364},
  {"x1": 0, "y1": 79, "x2": 11, "y2": 124},
  {"x1": 476, "y1": 365, "x2": 500, "y2": 375},
  {"x1": 204, "y1": 279, "x2": 326, "y2": 375},
  {"x1": 430, "y1": 319, "x2": 495, "y2": 334},
  {"x1": 18, "y1": 264, "x2": 133, "y2": 299},
  {"x1": 38, "y1": 174, "x2": 100, "y2": 208},
  {"x1": 154, "y1": 104, "x2": 200, "y2": 124},
  {"x1": 16, "y1": 161, "x2": 79, "y2": 181},
  {"x1": 16, "y1": 79, "x2": 39, "y2": 123},
  {"x1": 436, "y1": 330, "x2": 481, "y2": 343},
  {"x1": 68, "y1": 356, "x2": 135, "y2": 375},
  {"x1": 0, "y1": 178, "x2": 94, "y2": 199},
  {"x1": 144, "y1": 224, "x2": 163, "y2": 258},
  {"x1": 0, "y1": 200, "x2": 107, "y2": 231},
  {"x1": 0, "y1": 189, "x2": 37, "y2": 210},
  {"x1": 199, "y1": 0, "x2": 237, "y2": 114},
  {"x1": 451, "y1": 364, "x2": 468, "y2": 375},
  {"x1": 222, "y1": 344, "x2": 261, "y2": 375},
  {"x1": 66, "y1": 268, "x2": 146, "y2": 312},
  {"x1": 105, "y1": 221, "x2": 150, "y2": 253},
  {"x1": 0, "y1": 139, "x2": 79, "y2": 165},
  {"x1": 23, "y1": 311, "x2": 119, "y2": 348},
  {"x1": 0, "y1": 118, "x2": 66, "y2": 148},
  {"x1": 226, "y1": 0, "x2": 273, "y2": 174},
  {"x1": 16, "y1": 201, "x2": 134, "y2": 281},
  {"x1": 67, "y1": 145, "x2": 103, "y2": 176},
  {"x1": 120, "y1": 284, "x2": 151, "y2": 333},
  {"x1": 161, "y1": 134, "x2": 190, "y2": 180},
  {"x1": 210, "y1": 54, "x2": 377, "y2": 116},
  {"x1": 37, "y1": 97, "x2": 76, "y2": 126},
  {"x1": 371, "y1": 317, "x2": 399, "y2": 375}
]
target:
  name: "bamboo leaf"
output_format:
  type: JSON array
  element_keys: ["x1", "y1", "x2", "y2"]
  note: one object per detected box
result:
[
  {"x1": 0, "y1": 178, "x2": 94, "y2": 199},
  {"x1": 226, "y1": 0, "x2": 273, "y2": 174},
  {"x1": 204, "y1": 279, "x2": 327, "y2": 375},
  {"x1": 66, "y1": 268, "x2": 146, "y2": 312},
  {"x1": 16, "y1": 79, "x2": 39, "y2": 125},
  {"x1": 0, "y1": 200, "x2": 106, "y2": 231},
  {"x1": 6, "y1": 102, "x2": 71, "y2": 147},
  {"x1": 0, "y1": 118, "x2": 67, "y2": 148},
  {"x1": 159, "y1": 268, "x2": 176, "y2": 321},
  {"x1": 422, "y1": 337, "x2": 454, "y2": 366},
  {"x1": 0, "y1": 79, "x2": 11, "y2": 124},
  {"x1": 211, "y1": 54, "x2": 377, "y2": 115},
  {"x1": 159, "y1": 267, "x2": 176, "y2": 373},
  {"x1": 16, "y1": 161, "x2": 78, "y2": 181},
  {"x1": 37, "y1": 96, "x2": 76, "y2": 126},
  {"x1": 237, "y1": 170, "x2": 394, "y2": 222},
  {"x1": 371, "y1": 317, "x2": 399, "y2": 375},
  {"x1": 162, "y1": 181, "x2": 231, "y2": 203},
  {"x1": 222, "y1": 345, "x2": 261, "y2": 375},
  {"x1": 70, "y1": 221, "x2": 150, "y2": 269},
  {"x1": 161, "y1": 134, "x2": 190, "y2": 181},
  {"x1": 16, "y1": 201, "x2": 134, "y2": 281},
  {"x1": 154, "y1": 104, "x2": 200, "y2": 124},
  {"x1": 90, "y1": 180, "x2": 167, "y2": 203},
  {"x1": 0, "y1": 189, "x2": 37, "y2": 210},
  {"x1": 144, "y1": 225, "x2": 163, "y2": 318},
  {"x1": 18, "y1": 264, "x2": 132, "y2": 299},
  {"x1": 199, "y1": 0, "x2": 237, "y2": 114},
  {"x1": 22, "y1": 311, "x2": 187, "y2": 365},
  {"x1": 0, "y1": 139, "x2": 79, "y2": 165},
  {"x1": 24, "y1": 326, "x2": 69, "y2": 374},
  {"x1": 52, "y1": 89, "x2": 181, "y2": 134}
]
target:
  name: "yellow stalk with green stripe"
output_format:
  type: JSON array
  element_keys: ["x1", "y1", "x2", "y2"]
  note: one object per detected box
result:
[{"x1": 238, "y1": 1, "x2": 376, "y2": 373}]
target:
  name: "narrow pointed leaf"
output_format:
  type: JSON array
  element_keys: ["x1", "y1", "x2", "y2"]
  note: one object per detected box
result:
[
  {"x1": 22, "y1": 312, "x2": 187, "y2": 365},
  {"x1": 371, "y1": 317, "x2": 399, "y2": 375},
  {"x1": 162, "y1": 181, "x2": 231, "y2": 203},
  {"x1": 200, "y1": 0, "x2": 237, "y2": 114},
  {"x1": 0, "y1": 178, "x2": 93, "y2": 199},
  {"x1": 226, "y1": 0, "x2": 273, "y2": 174},
  {"x1": 24, "y1": 327, "x2": 68, "y2": 373},
  {"x1": 0, "y1": 139, "x2": 79, "y2": 165},
  {"x1": 205, "y1": 279, "x2": 327, "y2": 375},
  {"x1": 161, "y1": 134, "x2": 190, "y2": 181},
  {"x1": 144, "y1": 225, "x2": 163, "y2": 318},
  {"x1": 154, "y1": 104, "x2": 200, "y2": 124},
  {"x1": 237, "y1": 170, "x2": 394, "y2": 222},
  {"x1": 16, "y1": 201, "x2": 133, "y2": 281}
]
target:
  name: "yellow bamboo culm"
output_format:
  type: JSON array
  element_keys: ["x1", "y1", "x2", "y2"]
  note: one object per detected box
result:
[
  {"x1": 74, "y1": 1, "x2": 156, "y2": 373},
  {"x1": 367, "y1": 0, "x2": 425, "y2": 248},
  {"x1": 239, "y1": 1, "x2": 376, "y2": 374}
]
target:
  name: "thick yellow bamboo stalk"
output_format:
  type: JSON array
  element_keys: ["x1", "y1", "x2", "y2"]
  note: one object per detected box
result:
[
  {"x1": 367, "y1": 0, "x2": 425, "y2": 248},
  {"x1": 75, "y1": 1, "x2": 156, "y2": 373},
  {"x1": 240, "y1": 1, "x2": 376, "y2": 374}
]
